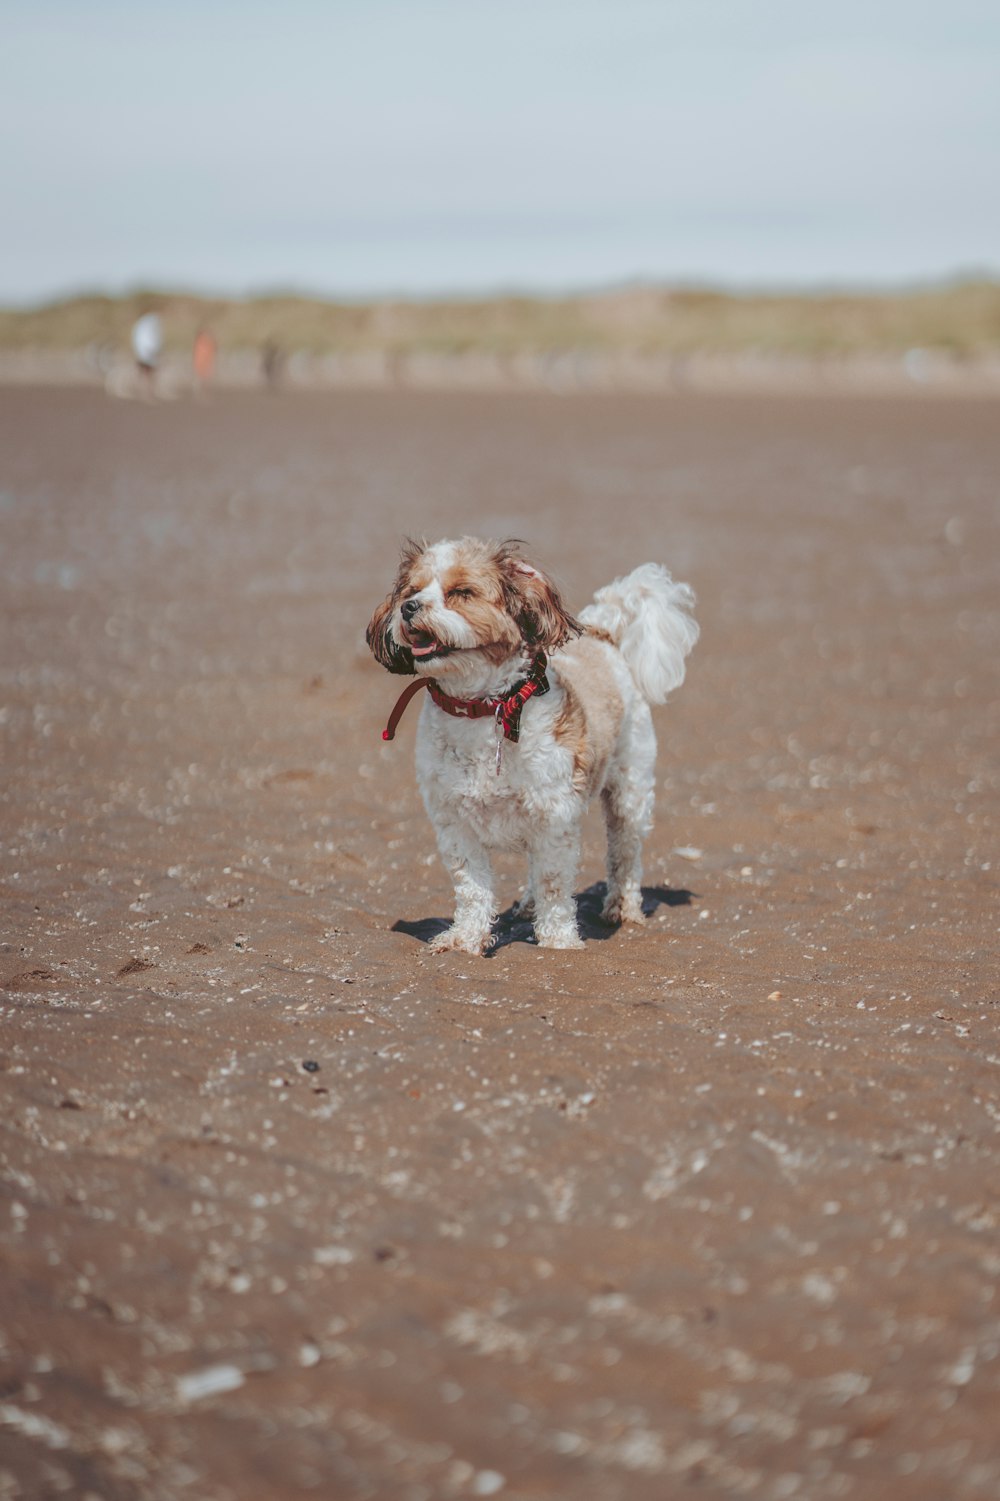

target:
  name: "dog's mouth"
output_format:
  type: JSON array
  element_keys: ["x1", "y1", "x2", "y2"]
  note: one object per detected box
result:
[{"x1": 402, "y1": 627, "x2": 455, "y2": 660}]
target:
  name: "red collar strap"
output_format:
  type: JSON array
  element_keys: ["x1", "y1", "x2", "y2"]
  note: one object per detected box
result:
[{"x1": 382, "y1": 653, "x2": 549, "y2": 743}]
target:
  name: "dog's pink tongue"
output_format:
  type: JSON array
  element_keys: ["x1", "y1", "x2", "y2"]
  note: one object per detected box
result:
[{"x1": 410, "y1": 640, "x2": 440, "y2": 657}]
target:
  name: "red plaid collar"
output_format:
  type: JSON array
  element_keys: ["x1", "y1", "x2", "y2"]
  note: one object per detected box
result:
[{"x1": 382, "y1": 653, "x2": 549, "y2": 744}]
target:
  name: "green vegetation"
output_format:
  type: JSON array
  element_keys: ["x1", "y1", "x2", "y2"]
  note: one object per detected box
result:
[{"x1": 2, "y1": 281, "x2": 999, "y2": 359}]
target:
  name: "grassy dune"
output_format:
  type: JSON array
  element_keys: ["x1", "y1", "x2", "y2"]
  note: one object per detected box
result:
[{"x1": 2, "y1": 281, "x2": 999, "y2": 360}]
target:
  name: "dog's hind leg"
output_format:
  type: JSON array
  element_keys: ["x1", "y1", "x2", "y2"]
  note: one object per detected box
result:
[
  {"x1": 601, "y1": 701, "x2": 656, "y2": 926},
  {"x1": 511, "y1": 885, "x2": 535, "y2": 921},
  {"x1": 511, "y1": 850, "x2": 542, "y2": 922}
]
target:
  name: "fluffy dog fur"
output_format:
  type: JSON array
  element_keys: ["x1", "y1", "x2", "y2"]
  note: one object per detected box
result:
[{"x1": 367, "y1": 537, "x2": 698, "y2": 954}]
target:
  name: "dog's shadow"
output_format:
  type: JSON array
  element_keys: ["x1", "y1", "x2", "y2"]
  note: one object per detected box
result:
[{"x1": 391, "y1": 882, "x2": 694, "y2": 954}]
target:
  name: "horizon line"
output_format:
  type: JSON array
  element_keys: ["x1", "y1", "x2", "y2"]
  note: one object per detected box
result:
[{"x1": 4, "y1": 266, "x2": 999, "y2": 314}]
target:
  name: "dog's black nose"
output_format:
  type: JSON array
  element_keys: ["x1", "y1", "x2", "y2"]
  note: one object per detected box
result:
[{"x1": 401, "y1": 597, "x2": 421, "y2": 622}]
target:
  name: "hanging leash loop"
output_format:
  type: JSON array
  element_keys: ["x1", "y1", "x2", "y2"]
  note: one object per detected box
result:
[{"x1": 381, "y1": 679, "x2": 431, "y2": 741}]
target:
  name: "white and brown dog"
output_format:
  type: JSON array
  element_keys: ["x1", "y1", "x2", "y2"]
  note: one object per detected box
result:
[{"x1": 367, "y1": 538, "x2": 698, "y2": 954}]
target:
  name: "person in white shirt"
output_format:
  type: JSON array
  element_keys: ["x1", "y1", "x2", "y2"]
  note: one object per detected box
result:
[{"x1": 131, "y1": 312, "x2": 162, "y2": 397}]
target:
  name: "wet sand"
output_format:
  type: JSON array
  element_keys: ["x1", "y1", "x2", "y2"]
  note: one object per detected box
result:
[{"x1": 1, "y1": 386, "x2": 998, "y2": 1500}]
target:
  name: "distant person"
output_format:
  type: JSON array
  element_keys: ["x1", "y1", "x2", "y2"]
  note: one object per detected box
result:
[
  {"x1": 192, "y1": 325, "x2": 217, "y2": 395},
  {"x1": 131, "y1": 312, "x2": 162, "y2": 399},
  {"x1": 261, "y1": 338, "x2": 283, "y2": 392}
]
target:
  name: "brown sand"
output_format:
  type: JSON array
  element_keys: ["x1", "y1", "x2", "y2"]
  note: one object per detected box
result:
[{"x1": 1, "y1": 387, "x2": 998, "y2": 1500}]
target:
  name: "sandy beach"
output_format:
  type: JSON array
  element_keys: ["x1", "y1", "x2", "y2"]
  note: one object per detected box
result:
[{"x1": 1, "y1": 385, "x2": 998, "y2": 1499}]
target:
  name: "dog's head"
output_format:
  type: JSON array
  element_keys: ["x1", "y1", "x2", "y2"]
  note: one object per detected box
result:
[{"x1": 366, "y1": 537, "x2": 579, "y2": 678}]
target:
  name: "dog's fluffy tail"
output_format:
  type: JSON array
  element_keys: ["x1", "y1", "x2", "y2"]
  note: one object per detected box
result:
[{"x1": 577, "y1": 563, "x2": 699, "y2": 704}]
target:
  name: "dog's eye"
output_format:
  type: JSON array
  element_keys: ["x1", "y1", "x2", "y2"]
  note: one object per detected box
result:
[{"x1": 448, "y1": 586, "x2": 475, "y2": 601}]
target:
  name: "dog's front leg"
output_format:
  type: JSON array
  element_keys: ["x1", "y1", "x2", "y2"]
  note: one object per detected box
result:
[
  {"x1": 529, "y1": 822, "x2": 584, "y2": 950},
  {"x1": 429, "y1": 823, "x2": 497, "y2": 956}
]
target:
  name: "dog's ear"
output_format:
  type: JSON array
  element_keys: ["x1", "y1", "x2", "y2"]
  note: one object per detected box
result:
[
  {"x1": 499, "y1": 547, "x2": 580, "y2": 652},
  {"x1": 366, "y1": 540, "x2": 423, "y2": 675},
  {"x1": 366, "y1": 593, "x2": 414, "y2": 675}
]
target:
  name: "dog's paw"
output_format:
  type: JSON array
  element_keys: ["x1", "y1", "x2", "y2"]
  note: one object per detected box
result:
[
  {"x1": 534, "y1": 927, "x2": 585, "y2": 950},
  {"x1": 601, "y1": 892, "x2": 645, "y2": 926},
  {"x1": 428, "y1": 926, "x2": 490, "y2": 956}
]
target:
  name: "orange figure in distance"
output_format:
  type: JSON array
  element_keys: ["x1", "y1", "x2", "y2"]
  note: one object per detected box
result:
[{"x1": 192, "y1": 326, "x2": 217, "y2": 395}]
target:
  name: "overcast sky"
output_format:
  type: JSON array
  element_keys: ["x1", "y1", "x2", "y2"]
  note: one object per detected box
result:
[{"x1": 3, "y1": 0, "x2": 998, "y2": 304}]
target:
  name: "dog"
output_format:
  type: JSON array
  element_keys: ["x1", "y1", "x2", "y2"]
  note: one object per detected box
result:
[{"x1": 367, "y1": 537, "x2": 698, "y2": 954}]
